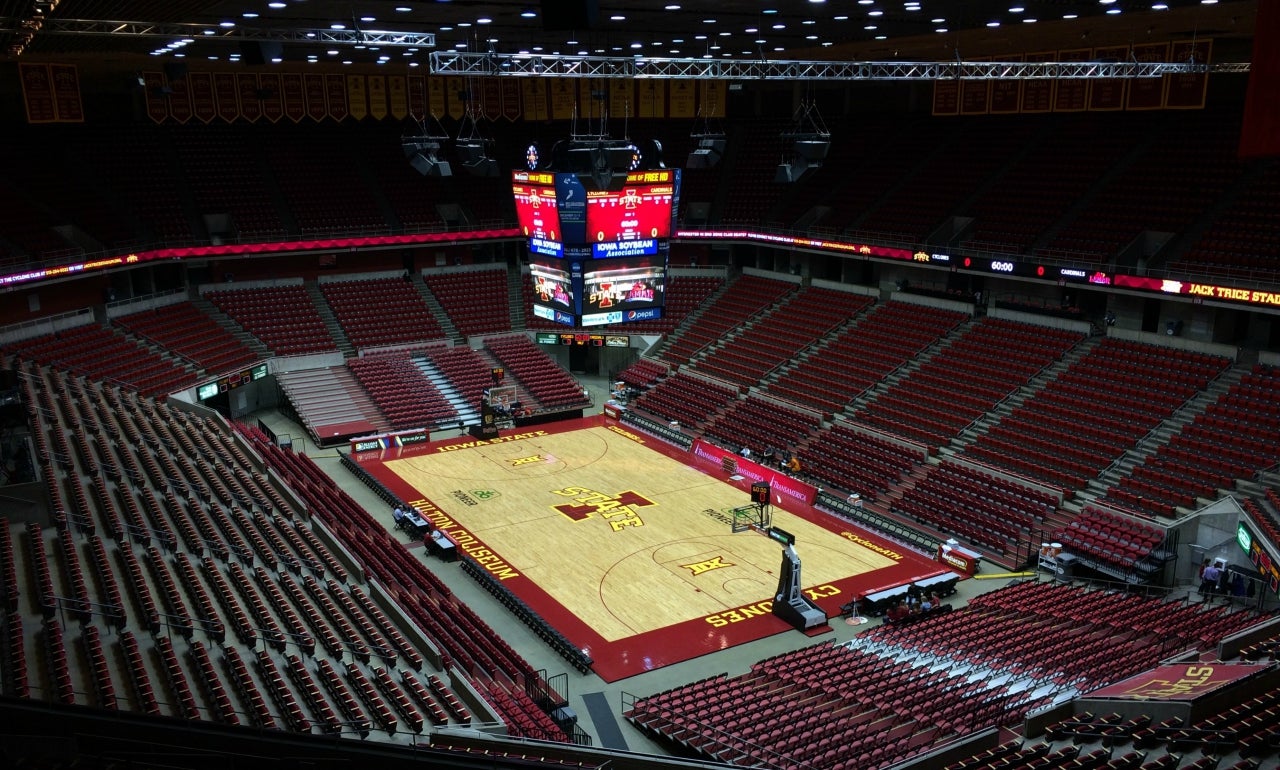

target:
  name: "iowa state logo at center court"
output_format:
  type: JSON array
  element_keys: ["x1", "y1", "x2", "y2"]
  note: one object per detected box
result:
[
  {"x1": 682, "y1": 556, "x2": 735, "y2": 575},
  {"x1": 550, "y1": 486, "x2": 655, "y2": 531}
]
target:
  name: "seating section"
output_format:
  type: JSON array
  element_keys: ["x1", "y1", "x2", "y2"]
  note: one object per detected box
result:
[
  {"x1": 1174, "y1": 164, "x2": 1280, "y2": 278},
  {"x1": 769, "y1": 302, "x2": 967, "y2": 414},
  {"x1": 627, "y1": 580, "x2": 1267, "y2": 770},
  {"x1": 616, "y1": 358, "x2": 669, "y2": 390},
  {"x1": 259, "y1": 122, "x2": 387, "y2": 235},
  {"x1": 347, "y1": 352, "x2": 459, "y2": 430},
  {"x1": 3, "y1": 324, "x2": 195, "y2": 397},
  {"x1": 171, "y1": 124, "x2": 286, "y2": 240},
  {"x1": 1102, "y1": 363, "x2": 1280, "y2": 518},
  {"x1": 116, "y1": 302, "x2": 260, "y2": 377},
  {"x1": 801, "y1": 423, "x2": 923, "y2": 501},
  {"x1": 694, "y1": 287, "x2": 874, "y2": 389},
  {"x1": 320, "y1": 277, "x2": 445, "y2": 351},
  {"x1": 629, "y1": 371, "x2": 739, "y2": 431},
  {"x1": 1053, "y1": 506, "x2": 1167, "y2": 579},
  {"x1": 703, "y1": 396, "x2": 821, "y2": 456},
  {"x1": 661, "y1": 274, "x2": 796, "y2": 364},
  {"x1": 858, "y1": 318, "x2": 1083, "y2": 448},
  {"x1": 484, "y1": 334, "x2": 589, "y2": 410},
  {"x1": 423, "y1": 268, "x2": 512, "y2": 338},
  {"x1": 964, "y1": 338, "x2": 1229, "y2": 492},
  {"x1": 205, "y1": 284, "x2": 336, "y2": 356},
  {"x1": 891, "y1": 462, "x2": 1058, "y2": 555}
]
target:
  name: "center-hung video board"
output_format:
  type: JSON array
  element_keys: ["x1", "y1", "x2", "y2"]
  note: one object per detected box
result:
[{"x1": 516, "y1": 169, "x2": 679, "y2": 328}]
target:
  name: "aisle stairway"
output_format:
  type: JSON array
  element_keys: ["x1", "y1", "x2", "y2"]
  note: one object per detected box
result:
[
  {"x1": 413, "y1": 354, "x2": 480, "y2": 427},
  {"x1": 304, "y1": 281, "x2": 354, "y2": 357}
]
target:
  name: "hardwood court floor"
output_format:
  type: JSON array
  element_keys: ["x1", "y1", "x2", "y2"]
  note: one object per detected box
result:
[{"x1": 358, "y1": 416, "x2": 947, "y2": 681}]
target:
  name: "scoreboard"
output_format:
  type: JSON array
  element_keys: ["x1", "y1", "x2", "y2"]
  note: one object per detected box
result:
[{"x1": 516, "y1": 169, "x2": 679, "y2": 329}]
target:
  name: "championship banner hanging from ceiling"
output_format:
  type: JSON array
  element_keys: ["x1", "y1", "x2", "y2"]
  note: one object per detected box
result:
[
  {"x1": 609, "y1": 79, "x2": 632, "y2": 120},
  {"x1": 426, "y1": 75, "x2": 446, "y2": 118},
  {"x1": 214, "y1": 72, "x2": 239, "y2": 122},
  {"x1": 960, "y1": 57, "x2": 991, "y2": 115},
  {"x1": 387, "y1": 75, "x2": 408, "y2": 120},
  {"x1": 19, "y1": 63, "x2": 57, "y2": 123},
  {"x1": 168, "y1": 72, "x2": 193, "y2": 123},
  {"x1": 259, "y1": 72, "x2": 284, "y2": 122},
  {"x1": 407, "y1": 75, "x2": 426, "y2": 119},
  {"x1": 1166, "y1": 39, "x2": 1212, "y2": 109},
  {"x1": 367, "y1": 75, "x2": 387, "y2": 120},
  {"x1": 501, "y1": 78, "x2": 521, "y2": 121},
  {"x1": 482, "y1": 77, "x2": 502, "y2": 120},
  {"x1": 445, "y1": 76, "x2": 465, "y2": 120},
  {"x1": 521, "y1": 78, "x2": 548, "y2": 121},
  {"x1": 578, "y1": 77, "x2": 606, "y2": 119},
  {"x1": 1053, "y1": 48, "x2": 1092, "y2": 112},
  {"x1": 237, "y1": 73, "x2": 262, "y2": 122},
  {"x1": 637, "y1": 80, "x2": 665, "y2": 118},
  {"x1": 989, "y1": 54, "x2": 1022, "y2": 115},
  {"x1": 549, "y1": 78, "x2": 575, "y2": 120},
  {"x1": 48, "y1": 64, "x2": 84, "y2": 122},
  {"x1": 1088, "y1": 46, "x2": 1130, "y2": 111},
  {"x1": 931, "y1": 78, "x2": 958, "y2": 116},
  {"x1": 142, "y1": 71, "x2": 169, "y2": 123},
  {"x1": 699, "y1": 80, "x2": 726, "y2": 118},
  {"x1": 347, "y1": 74, "x2": 368, "y2": 120},
  {"x1": 1126, "y1": 43, "x2": 1169, "y2": 111},
  {"x1": 281, "y1": 73, "x2": 305, "y2": 122},
  {"x1": 1020, "y1": 51, "x2": 1056, "y2": 113},
  {"x1": 304, "y1": 73, "x2": 327, "y2": 121},
  {"x1": 189, "y1": 72, "x2": 216, "y2": 123},
  {"x1": 325, "y1": 73, "x2": 348, "y2": 121},
  {"x1": 669, "y1": 80, "x2": 695, "y2": 118}
]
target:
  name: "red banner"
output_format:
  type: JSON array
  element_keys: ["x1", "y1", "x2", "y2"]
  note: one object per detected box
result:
[
  {"x1": 1127, "y1": 43, "x2": 1169, "y2": 110},
  {"x1": 1166, "y1": 39, "x2": 1212, "y2": 109},
  {"x1": 214, "y1": 73, "x2": 239, "y2": 122},
  {"x1": 19, "y1": 63, "x2": 57, "y2": 123},
  {"x1": 304, "y1": 73, "x2": 327, "y2": 121},
  {"x1": 281, "y1": 73, "x2": 305, "y2": 122},
  {"x1": 189, "y1": 72, "x2": 216, "y2": 123},
  {"x1": 501, "y1": 78, "x2": 521, "y2": 121},
  {"x1": 167, "y1": 73, "x2": 193, "y2": 124},
  {"x1": 326, "y1": 74, "x2": 348, "y2": 121},
  {"x1": 143, "y1": 71, "x2": 169, "y2": 123},
  {"x1": 407, "y1": 76, "x2": 426, "y2": 119},
  {"x1": 1053, "y1": 48, "x2": 1092, "y2": 112},
  {"x1": 960, "y1": 58, "x2": 991, "y2": 115},
  {"x1": 259, "y1": 73, "x2": 283, "y2": 122},
  {"x1": 237, "y1": 73, "x2": 261, "y2": 122},
  {"x1": 49, "y1": 64, "x2": 84, "y2": 123},
  {"x1": 931, "y1": 80, "x2": 959, "y2": 116},
  {"x1": 1088, "y1": 46, "x2": 1130, "y2": 111},
  {"x1": 1020, "y1": 52, "x2": 1056, "y2": 113},
  {"x1": 1241, "y1": 1, "x2": 1280, "y2": 157},
  {"x1": 989, "y1": 54, "x2": 1022, "y2": 114},
  {"x1": 690, "y1": 439, "x2": 817, "y2": 506},
  {"x1": 445, "y1": 76, "x2": 465, "y2": 120},
  {"x1": 1085, "y1": 664, "x2": 1262, "y2": 701}
]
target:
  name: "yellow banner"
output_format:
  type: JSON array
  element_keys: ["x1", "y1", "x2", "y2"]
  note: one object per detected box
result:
[
  {"x1": 579, "y1": 78, "x2": 606, "y2": 119},
  {"x1": 638, "y1": 80, "x2": 665, "y2": 118},
  {"x1": 347, "y1": 74, "x2": 368, "y2": 120},
  {"x1": 387, "y1": 76, "x2": 407, "y2": 120},
  {"x1": 427, "y1": 76, "x2": 446, "y2": 119},
  {"x1": 669, "y1": 80, "x2": 695, "y2": 118},
  {"x1": 522, "y1": 79, "x2": 548, "y2": 121},
  {"x1": 367, "y1": 75, "x2": 387, "y2": 120},
  {"x1": 698, "y1": 81, "x2": 726, "y2": 118},
  {"x1": 609, "y1": 79, "x2": 633, "y2": 119},
  {"x1": 550, "y1": 78, "x2": 576, "y2": 120}
]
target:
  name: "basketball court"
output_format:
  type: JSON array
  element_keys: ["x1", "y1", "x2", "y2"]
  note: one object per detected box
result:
[{"x1": 353, "y1": 415, "x2": 949, "y2": 682}]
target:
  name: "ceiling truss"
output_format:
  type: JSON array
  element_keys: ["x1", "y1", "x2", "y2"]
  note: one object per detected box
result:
[
  {"x1": 428, "y1": 51, "x2": 1251, "y2": 80},
  {"x1": 0, "y1": 17, "x2": 435, "y2": 47}
]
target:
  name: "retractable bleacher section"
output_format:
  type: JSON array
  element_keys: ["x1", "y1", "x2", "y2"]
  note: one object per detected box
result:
[
  {"x1": 115, "y1": 302, "x2": 260, "y2": 377},
  {"x1": 626, "y1": 580, "x2": 1268, "y2": 770},
  {"x1": 628, "y1": 371, "x2": 739, "y2": 432},
  {"x1": 3, "y1": 323, "x2": 196, "y2": 398},
  {"x1": 692, "y1": 287, "x2": 874, "y2": 389},
  {"x1": 963, "y1": 338, "x2": 1231, "y2": 493},
  {"x1": 319, "y1": 277, "x2": 445, "y2": 351},
  {"x1": 890, "y1": 461, "x2": 1058, "y2": 556},
  {"x1": 857, "y1": 318, "x2": 1083, "y2": 448},
  {"x1": 660, "y1": 274, "x2": 797, "y2": 364},
  {"x1": 703, "y1": 396, "x2": 821, "y2": 456},
  {"x1": 1101, "y1": 363, "x2": 1280, "y2": 519},
  {"x1": 276, "y1": 365, "x2": 390, "y2": 442},
  {"x1": 3, "y1": 361, "x2": 569, "y2": 745},
  {"x1": 768, "y1": 301, "x2": 968, "y2": 414},
  {"x1": 423, "y1": 268, "x2": 511, "y2": 339},
  {"x1": 205, "y1": 285, "x2": 337, "y2": 356},
  {"x1": 617, "y1": 358, "x2": 669, "y2": 390},
  {"x1": 1053, "y1": 506, "x2": 1167, "y2": 581},
  {"x1": 483, "y1": 334, "x2": 589, "y2": 410},
  {"x1": 800, "y1": 423, "x2": 923, "y2": 502},
  {"x1": 346, "y1": 352, "x2": 459, "y2": 431}
]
